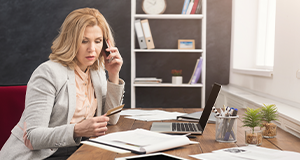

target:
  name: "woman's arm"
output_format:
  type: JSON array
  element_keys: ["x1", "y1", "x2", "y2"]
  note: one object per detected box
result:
[
  {"x1": 22, "y1": 62, "x2": 79, "y2": 150},
  {"x1": 101, "y1": 41, "x2": 125, "y2": 124},
  {"x1": 104, "y1": 79, "x2": 125, "y2": 124},
  {"x1": 103, "y1": 40, "x2": 123, "y2": 84}
]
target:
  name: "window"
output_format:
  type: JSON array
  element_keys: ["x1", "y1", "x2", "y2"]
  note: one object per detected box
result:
[
  {"x1": 232, "y1": 0, "x2": 276, "y2": 76},
  {"x1": 256, "y1": 0, "x2": 276, "y2": 69}
]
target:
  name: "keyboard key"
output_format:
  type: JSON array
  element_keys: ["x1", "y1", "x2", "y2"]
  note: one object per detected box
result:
[{"x1": 172, "y1": 123, "x2": 176, "y2": 131}]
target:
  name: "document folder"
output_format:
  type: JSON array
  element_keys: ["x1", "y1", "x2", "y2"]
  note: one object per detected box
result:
[
  {"x1": 140, "y1": 19, "x2": 155, "y2": 49},
  {"x1": 134, "y1": 19, "x2": 147, "y2": 49}
]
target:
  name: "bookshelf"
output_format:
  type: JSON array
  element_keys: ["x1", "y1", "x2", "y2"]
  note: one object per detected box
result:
[
  {"x1": 135, "y1": 14, "x2": 204, "y2": 19},
  {"x1": 131, "y1": 0, "x2": 206, "y2": 108}
]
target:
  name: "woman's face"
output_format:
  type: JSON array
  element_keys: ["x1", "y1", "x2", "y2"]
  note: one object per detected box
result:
[{"x1": 76, "y1": 25, "x2": 103, "y2": 71}]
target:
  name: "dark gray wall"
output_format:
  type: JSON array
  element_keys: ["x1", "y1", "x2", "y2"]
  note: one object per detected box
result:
[
  {"x1": 0, "y1": 0, "x2": 132, "y2": 107},
  {"x1": 0, "y1": 0, "x2": 231, "y2": 108}
]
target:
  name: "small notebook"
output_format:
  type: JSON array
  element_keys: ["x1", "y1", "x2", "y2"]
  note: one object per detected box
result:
[{"x1": 177, "y1": 111, "x2": 216, "y2": 123}]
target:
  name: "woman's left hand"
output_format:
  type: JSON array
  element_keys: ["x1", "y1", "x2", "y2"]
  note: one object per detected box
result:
[{"x1": 103, "y1": 40, "x2": 123, "y2": 84}]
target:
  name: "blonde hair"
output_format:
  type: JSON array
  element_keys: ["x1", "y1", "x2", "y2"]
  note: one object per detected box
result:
[{"x1": 49, "y1": 8, "x2": 115, "y2": 70}]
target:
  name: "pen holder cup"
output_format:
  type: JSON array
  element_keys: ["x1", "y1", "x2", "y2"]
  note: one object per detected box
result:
[{"x1": 215, "y1": 115, "x2": 239, "y2": 143}]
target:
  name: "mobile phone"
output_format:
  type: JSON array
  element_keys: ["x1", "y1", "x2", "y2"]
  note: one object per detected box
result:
[
  {"x1": 103, "y1": 39, "x2": 110, "y2": 57},
  {"x1": 103, "y1": 39, "x2": 113, "y2": 63}
]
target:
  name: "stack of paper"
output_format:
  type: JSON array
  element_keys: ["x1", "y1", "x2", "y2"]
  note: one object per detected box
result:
[
  {"x1": 190, "y1": 145, "x2": 300, "y2": 160},
  {"x1": 134, "y1": 77, "x2": 162, "y2": 84},
  {"x1": 120, "y1": 109, "x2": 186, "y2": 121},
  {"x1": 88, "y1": 129, "x2": 191, "y2": 154}
]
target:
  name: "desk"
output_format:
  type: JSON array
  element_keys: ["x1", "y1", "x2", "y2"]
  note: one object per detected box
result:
[{"x1": 68, "y1": 108, "x2": 300, "y2": 160}]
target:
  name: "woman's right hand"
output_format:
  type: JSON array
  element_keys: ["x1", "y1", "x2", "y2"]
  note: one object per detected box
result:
[{"x1": 74, "y1": 115, "x2": 109, "y2": 138}]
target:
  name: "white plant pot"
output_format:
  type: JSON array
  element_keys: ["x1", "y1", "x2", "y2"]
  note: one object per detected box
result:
[{"x1": 172, "y1": 76, "x2": 182, "y2": 84}]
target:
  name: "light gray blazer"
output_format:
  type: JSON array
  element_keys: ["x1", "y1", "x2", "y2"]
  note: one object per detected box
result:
[{"x1": 0, "y1": 60, "x2": 125, "y2": 160}]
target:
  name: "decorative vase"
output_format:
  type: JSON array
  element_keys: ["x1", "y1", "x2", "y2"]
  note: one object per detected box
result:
[
  {"x1": 262, "y1": 122, "x2": 277, "y2": 138},
  {"x1": 172, "y1": 76, "x2": 182, "y2": 84},
  {"x1": 245, "y1": 129, "x2": 262, "y2": 146}
]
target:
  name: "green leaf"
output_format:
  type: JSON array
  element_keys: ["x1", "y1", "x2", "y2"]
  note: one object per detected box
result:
[
  {"x1": 242, "y1": 107, "x2": 263, "y2": 131},
  {"x1": 261, "y1": 104, "x2": 278, "y2": 123}
]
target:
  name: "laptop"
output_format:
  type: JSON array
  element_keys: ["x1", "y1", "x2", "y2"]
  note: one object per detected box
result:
[{"x1": 150, "y1": 83, "x2": 221, "y2": 135}]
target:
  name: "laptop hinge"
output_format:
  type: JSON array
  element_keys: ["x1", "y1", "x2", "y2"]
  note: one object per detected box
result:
[{"x1": 196, "y1": 123, "x2": 202, "y2": 132}]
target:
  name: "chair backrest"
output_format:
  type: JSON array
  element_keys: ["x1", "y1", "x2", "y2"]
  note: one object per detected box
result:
[{"x1": 0, "y1": 85, "x2": 27, "y2": 150}]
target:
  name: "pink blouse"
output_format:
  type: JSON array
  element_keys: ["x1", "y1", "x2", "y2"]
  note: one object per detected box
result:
[{"x1": 70, "y1": 65, "x2": 98, "y2": 124}]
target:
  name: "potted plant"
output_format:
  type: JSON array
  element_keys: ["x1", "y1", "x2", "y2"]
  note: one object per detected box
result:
[
  {"x1": 171, "y1": 69, "x2": 182, "y2": 84},
  {"x1": 260, "y1": 104, "x2": 278, "y2": 138},
  {"x1": 242, "y1": 107, "x2": 263, "y2": 145}
]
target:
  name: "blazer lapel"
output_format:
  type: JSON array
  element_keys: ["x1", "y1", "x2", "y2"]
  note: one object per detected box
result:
[
  {"x1": 91, "y1": 70, "x2": 103, "y2": 116},
  {"x1": 67, "y1": 68, "x2": 76, "y2": 123}
]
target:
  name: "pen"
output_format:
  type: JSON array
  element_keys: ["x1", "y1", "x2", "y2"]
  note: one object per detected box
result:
[
  {"x1": 225, "y1": 107, "x2": 231, "y2": 116},
  {"x1": 222, "y1": 107, "x2": 232, "y2": 137},
  {"x1": 228, "y1": 108, "x2": 234, "y2": 116},
  {"x1": 212, "y1": 106, "x2": 220, "y2": 116},
  {"x1": 220, "y1": 108, "x2": 224, "y2": 117},
  {"x1": 183, "y1": 133, "x2": 191, "y2": 136},
  {"x1": 217, "y1": 107, "x2": 230, "y2": 138},
  {"x1": 224, "y1": 108, "x2": 238, "y2": 141},
  {"x1": 216, "y1": 106, "x2": 231, "y2": 138}
]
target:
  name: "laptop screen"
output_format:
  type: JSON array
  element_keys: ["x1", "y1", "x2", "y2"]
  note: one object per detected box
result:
[{"x1": 199, "y1": 83, "x2": 221, "y2": 130}]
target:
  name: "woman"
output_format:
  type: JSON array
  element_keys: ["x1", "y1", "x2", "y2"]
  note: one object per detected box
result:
[{"x1": 0, "y1": 8, "x2": 124, "y2": 159}]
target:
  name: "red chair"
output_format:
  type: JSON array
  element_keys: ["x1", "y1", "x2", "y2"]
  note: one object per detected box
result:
[{"x1": 0, "y1": 85, "x2": 26, "y2": 150}]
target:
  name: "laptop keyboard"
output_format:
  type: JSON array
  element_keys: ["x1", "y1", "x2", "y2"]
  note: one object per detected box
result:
[{"x1": 172, "y1": 123, "x2": 200, "y2": 132}]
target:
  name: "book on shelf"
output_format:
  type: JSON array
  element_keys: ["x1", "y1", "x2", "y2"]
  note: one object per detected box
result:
[
  {"x1": 188, "y1": 57, "x2": 203, "y2": 84},
  {"x1": 190, "y1": 0, "x2": 199, "y2": 14},
  {"x1": 134, "y1": 77, "x2": 162, "y2": 84},
  {"x1": 88, "y1": 128, "x2": 191, "y2": 154},
  {"x1": 186, "y1": 0, "x2": 194, "y2": 14},
  {"x1": 195, "y1": 0, "x2": 202, "y2": 14},
  {"x1": 181, "y1": 0, "x2": 190, "y2": 14},
  {"x1": 140, "y1": 19, "x2": 155, "y2": 49},
  {"x1": 134, "y1": 19, "x2": 147, "y2": 49}
]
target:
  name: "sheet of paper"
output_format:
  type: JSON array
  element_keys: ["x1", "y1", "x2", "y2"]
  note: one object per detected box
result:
[
  {"x1": 111, "y1": 128, "x2": 175, "y2": 146},
  {"x1": 190, "y1": 152, "x2": 251, "y2": 160},
  {"x1": 190, "y1": 145, "x2": 300, "y2": 160},
  {"x1": 277, "y1": 151, "x2": 300, "y2": 159},
  {"x1": 213, "y1": 146, "x2": 285, "y2": 160},
  {"x1": 120, "y1": 109, "x2": 185, "y2": 121}
]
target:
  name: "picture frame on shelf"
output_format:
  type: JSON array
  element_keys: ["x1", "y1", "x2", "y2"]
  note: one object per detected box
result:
[{"x1": 178, "y1": 39, "x2": 195, "y2": 49}]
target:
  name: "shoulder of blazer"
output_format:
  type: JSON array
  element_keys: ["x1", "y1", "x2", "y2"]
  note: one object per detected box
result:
[{"x1": 34, "y1": 60, "x2": 72, "y2": 88}]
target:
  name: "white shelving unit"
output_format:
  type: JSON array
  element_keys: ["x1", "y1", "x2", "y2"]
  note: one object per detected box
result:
[{"x1": 131, "y1": 0, "x2": 206, "y2": 108}]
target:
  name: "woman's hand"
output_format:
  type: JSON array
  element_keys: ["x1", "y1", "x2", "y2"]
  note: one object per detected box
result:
[
  {"x1": 102, "y1": 40, "x2": 123, "y2": 84},
  {"x1": 74, "y1": 115, "x2": 109, "y2": 138}
]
